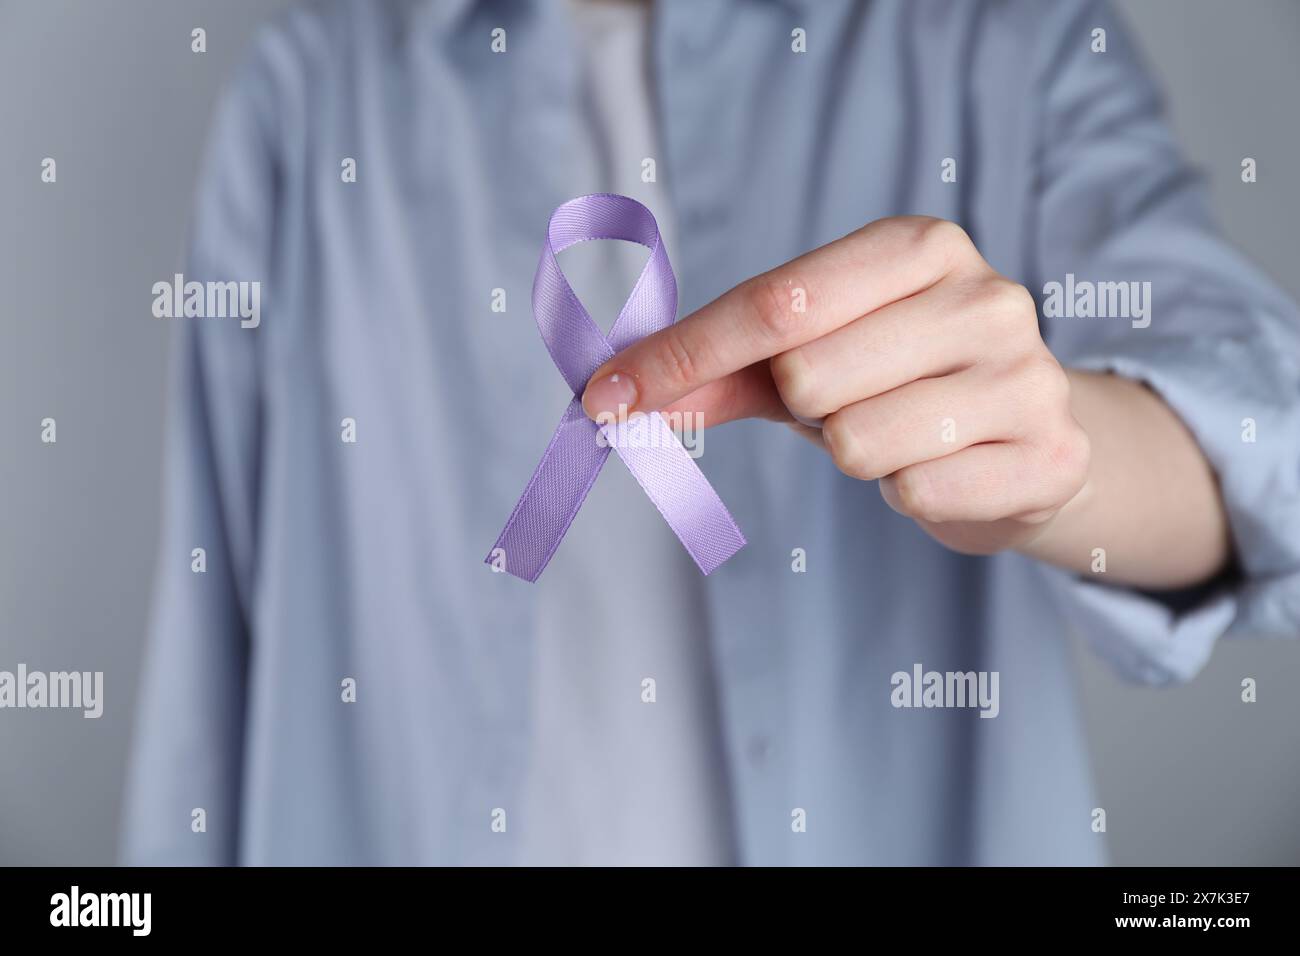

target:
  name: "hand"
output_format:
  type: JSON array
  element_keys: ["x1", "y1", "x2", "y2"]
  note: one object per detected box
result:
[{"x1": 580, "y1": 216, "x2": 1091, "y2": 556}]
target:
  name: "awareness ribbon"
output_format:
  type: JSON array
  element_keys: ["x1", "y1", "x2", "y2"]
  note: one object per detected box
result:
[{"x1": 487, "y1": 194, "x2": 747, "y2": 582}]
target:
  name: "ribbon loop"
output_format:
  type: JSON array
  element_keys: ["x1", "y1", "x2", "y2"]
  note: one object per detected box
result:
[{"x1": 487, "y1": 194, "x2": 746, "y2": 583}]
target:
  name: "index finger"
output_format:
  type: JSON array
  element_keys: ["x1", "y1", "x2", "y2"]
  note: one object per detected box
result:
[{"x1": 580, "y1": 216, "x2": 971, "y2": 420}]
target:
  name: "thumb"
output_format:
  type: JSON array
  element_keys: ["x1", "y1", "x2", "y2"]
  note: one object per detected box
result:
[{"x1": 658, "y1": 361, "x2": 793, "y2": 428}]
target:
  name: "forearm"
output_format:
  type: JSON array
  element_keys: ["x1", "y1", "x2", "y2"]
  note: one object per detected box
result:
[{"x1": 1017, "y1": 369, "x2": 1232, "y2": 589}]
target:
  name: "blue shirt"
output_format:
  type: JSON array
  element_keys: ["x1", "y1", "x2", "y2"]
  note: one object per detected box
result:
[{"x1": 121, "y1": 0, "x2": 1300, "y2": 865}]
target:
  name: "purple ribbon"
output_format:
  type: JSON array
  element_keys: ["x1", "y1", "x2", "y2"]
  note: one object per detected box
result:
[{"x1": 487, "y1": 194, "x2": 747, "y2": 583}]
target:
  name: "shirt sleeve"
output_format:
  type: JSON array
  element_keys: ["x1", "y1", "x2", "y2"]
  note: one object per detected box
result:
[
  {"x1": 119, "y1": 38, "x2": 280, "y2": 863},
  {"x1": 1029, "y1": 0, "x2": 1300, "y2": 684}
]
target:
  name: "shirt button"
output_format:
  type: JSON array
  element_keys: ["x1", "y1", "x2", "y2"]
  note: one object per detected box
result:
[{"x1": 746, "y1": 735, "x2": 771, "y2": 767}]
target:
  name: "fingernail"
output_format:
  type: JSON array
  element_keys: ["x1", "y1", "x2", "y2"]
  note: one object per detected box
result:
[{"x1": 582, "y1": 372, "x2": 638, "y2": 419}]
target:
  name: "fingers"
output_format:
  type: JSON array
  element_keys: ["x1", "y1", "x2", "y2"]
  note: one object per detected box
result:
[
  {"x1": 581, "y1": 216, "x2": 977, "y2": 419},
  {"x1": 770, "y1": 276, "x2": 1023, "y2": 421},
  {"x1": 659, "y1": 362, "x2": 792, "y2": 427},
  {"x1": 878, "y1": 433, "x2": 1090, "y2": 526},
  {"x1": 820, "y1": 364, "x2": 1041, "y2": 481}
]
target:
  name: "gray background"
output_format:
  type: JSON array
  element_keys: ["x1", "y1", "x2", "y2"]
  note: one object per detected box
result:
[{"x1": 1, "y1": 0, "x2": 1297, "y2": 866}]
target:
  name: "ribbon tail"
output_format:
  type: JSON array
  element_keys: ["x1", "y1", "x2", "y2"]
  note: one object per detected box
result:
[
  {"x1": 487, "y1": 399, "x2": 610, "y2": 582},
  {"x1": 607, "y1": 412, "x2": 746, "y2": 575}
]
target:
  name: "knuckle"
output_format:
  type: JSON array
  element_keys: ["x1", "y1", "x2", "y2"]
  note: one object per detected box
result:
[
  {"x1": 653, "y1": 330, "x2": 702, "y2": 393},
  {"x1": 917, "y1": 217, "x2": 972, "y2": 261},
  {"x1": 743, "y1": 274, "x2": 802, "y2": 343},
  {"x1": 978, "y1": 277, "x2": 1036, "y2": 323},
  {"x1": 1029, "y1": 353, "x2": 1071, "y2": 404},
  {"x1": 1045, "y1": 421, "x2": 1091, "y2": 479},
  {"x1": 770, "y1": 348, "x2": 821, "y2": 417},
  {"x1": 823, "y1": 414, "x2": 873, "y2": 479},
  {"x1": 1008, "y1": 351, "x2": 1069, "y2": 410},
  {"x1": 893, "y1": 468, "x2": 942, "y2": 522}
]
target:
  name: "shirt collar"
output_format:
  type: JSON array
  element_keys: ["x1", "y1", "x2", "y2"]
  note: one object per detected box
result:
[{"x1": 403, "y1": 0, "x2": 813, "y2": 38}]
